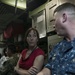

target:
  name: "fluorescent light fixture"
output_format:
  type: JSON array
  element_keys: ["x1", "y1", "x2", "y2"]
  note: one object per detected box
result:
[{"x1": 1, "y1": 0, "x2": 26, "y2": 10}]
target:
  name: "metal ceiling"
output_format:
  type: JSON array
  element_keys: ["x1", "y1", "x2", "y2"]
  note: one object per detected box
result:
[{"x1": 0, "y1": 0, "x2": 26, "y2": 34}]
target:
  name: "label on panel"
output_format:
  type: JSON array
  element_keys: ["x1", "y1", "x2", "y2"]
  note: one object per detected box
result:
[
  {"x1": 45, "y1": 0, "x2": 58, "y2": 33},
  {"x1": 32, "y1": 10, "x2": 46, "y2": 38}
]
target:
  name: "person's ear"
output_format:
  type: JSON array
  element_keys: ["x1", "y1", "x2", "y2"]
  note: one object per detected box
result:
[{"x1": 62, "y1": 13, "x2": 67, "y2": 23}]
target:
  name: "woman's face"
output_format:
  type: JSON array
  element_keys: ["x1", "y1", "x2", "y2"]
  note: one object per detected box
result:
[{"x1": 26, "y1": 30, "x2": 38, "y2": 47}]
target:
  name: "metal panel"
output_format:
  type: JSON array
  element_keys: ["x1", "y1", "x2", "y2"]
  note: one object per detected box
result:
[
  {"x1": 45, "y1": 0, "x2": 58, "y2": 33},
  {"x1": 32, "y1": 10, "x2": 46, "y2": 38},
  {"x1": 58, "y1": 0, "x2": 75, "y2": 5}
]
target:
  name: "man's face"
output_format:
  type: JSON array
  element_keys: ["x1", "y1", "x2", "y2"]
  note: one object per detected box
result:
[
  {"x1": 6, "y1": 48, "x2": 11, "y2": 57},
  {"x1": 54, "y1": 12, "x2": 67, "y2": 36}
]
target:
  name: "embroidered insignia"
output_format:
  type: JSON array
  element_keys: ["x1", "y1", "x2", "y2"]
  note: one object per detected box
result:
[
  {"x1": 52, "y1": 57, "x2": 56, "y2": 60},
  {"x1": 72, "y1": 58, "x2": 75, "y2": 62}
]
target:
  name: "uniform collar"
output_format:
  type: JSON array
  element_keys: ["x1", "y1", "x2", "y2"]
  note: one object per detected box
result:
[
  {"x1": 60, "y1": 39, "x2": 73, "y2": 53},
  {"x1": 71, "y1": 38, "x2": 75, "y2": 48}
]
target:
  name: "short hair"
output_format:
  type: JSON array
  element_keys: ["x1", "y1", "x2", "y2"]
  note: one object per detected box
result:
[
  {"x1": 54, "y1": 3, "x2": 75, "y2": 14},
  {"x1": 25, "y1": 27, "x2": 39, "y2": 40},
  {"x1": 7, "y1": 44, "x2": 16, "y2": 54}
]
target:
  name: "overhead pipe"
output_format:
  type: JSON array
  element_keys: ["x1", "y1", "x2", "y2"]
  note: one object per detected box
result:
[{"x1": 15, "y1": 0, "x2": 18, "y2": 14}]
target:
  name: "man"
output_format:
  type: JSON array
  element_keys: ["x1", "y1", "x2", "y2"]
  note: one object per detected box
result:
[
  {"x1": 37, "y1": 3, "x2": 75, "y2": 75},
  {"x1": 0, "y1": 44, "x2": 19, "y2": 75}
]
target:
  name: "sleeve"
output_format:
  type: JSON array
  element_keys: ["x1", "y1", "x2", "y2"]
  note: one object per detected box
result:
[
  {"x1": 44, "y1": 47, "x2": 55, "y2": 70},
  {"x1": 44, "y1": 53, "x2": 52, "y2": 70},
  {"x1": 21, "y1": 49, "x2": 27, "y2": 59},
  {"x1": 21, "y1": 49, "x2": 26, "y2": 55},
  {"x1": 21, "y1": 49, "x2": 28, "y2": 55},
  {"x1": 35, "y1": 48, "x2": 45, "y2": 57},
  {"x1": 65, "y1": 58, "x2": 75, "y2": 74},
  {"x1": 44, "y1": 59, "x2": 52, "y2": 70},
  {"x1": 44, "y1": 43, "x2": 60, "y2": 70}
]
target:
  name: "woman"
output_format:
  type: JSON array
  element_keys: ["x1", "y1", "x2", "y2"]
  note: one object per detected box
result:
[{"x1": 14, "y1": 28, "x2": 45, "y2": 75}]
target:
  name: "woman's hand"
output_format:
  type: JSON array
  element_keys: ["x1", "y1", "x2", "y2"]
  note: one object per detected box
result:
[{"x1": 28, "y1": 66, "x2": 38, "y2": 75}]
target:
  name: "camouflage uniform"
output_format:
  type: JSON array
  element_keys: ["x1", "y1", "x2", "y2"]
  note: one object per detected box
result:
[
  {"x1": 0, "y1": 53, "x2": 19, "y2": 75},
  {"x1": 45, "y1": 39, "x2": 75, "y2": 75}
]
